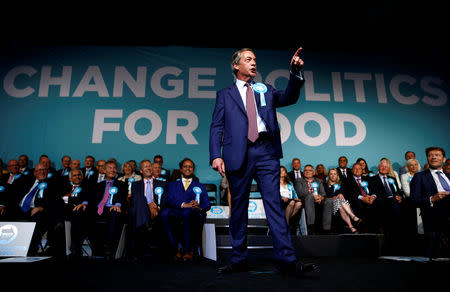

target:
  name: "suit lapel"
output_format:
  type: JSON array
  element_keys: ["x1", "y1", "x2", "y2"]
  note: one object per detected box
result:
[{"x1": 229, "y1": 84, "x2": 246, "y2": 116}]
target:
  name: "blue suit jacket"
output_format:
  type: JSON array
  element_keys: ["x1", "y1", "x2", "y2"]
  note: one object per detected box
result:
[
  {"x1": 209, "y1": 73, "x2": 304, "y2": 171},
  {"x1": 410, "y1": 169, "x2": 450, "y2": 206},
  {"x1": 164, "y1": 179, "x2": 211, "y2": 212},
  {"x1": 130, "y1": 179, "x2": 167, "y2": 228}
]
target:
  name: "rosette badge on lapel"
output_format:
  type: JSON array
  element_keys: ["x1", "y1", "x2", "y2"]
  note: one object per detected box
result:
[
  {"x1": 154, "y1": 187, "x2": 163, "y2": 205},
  {"x1": 193, "y1": 187, "x2": 202, "y2": 204},
  {"x1": 311, "y1": 182, "x2": 319, "y2": 195},
  {"x1": 108, "y1": 186, "x2": 118, "y2": 204},
  {"x1": 38, "y1": 182, "x2": 47, "y2": 198},
  {"x1": 253, "y1": 83, "x2": 267, "y2": 106}
]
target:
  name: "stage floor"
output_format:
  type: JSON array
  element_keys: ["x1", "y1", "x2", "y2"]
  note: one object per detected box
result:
[{"x1": 1, "y1": 250, "x2": 449, "y2": 292}]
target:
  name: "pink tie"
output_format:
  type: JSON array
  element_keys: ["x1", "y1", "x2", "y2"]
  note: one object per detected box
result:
[
  {"x1": 7, "y1": 174, "x2": 14, "y2": 184},
  {"x1": 97, "y1": 181, "x2": 112, "y2": 215},
  {"x1": 245, "y1": 83, "x2": 259, "y2": 143}
]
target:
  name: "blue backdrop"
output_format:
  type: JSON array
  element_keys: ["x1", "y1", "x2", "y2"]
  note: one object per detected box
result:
[{"x1": 1, "y1": 46, "x2": 449, "y2": 184}]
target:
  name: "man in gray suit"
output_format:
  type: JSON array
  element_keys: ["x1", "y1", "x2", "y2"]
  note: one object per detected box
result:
[{"x1": 294, "y1": 164, "x2": 332, "y2": 234}]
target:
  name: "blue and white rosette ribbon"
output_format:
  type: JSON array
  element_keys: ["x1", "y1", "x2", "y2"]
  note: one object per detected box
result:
[
  {"x1": 87, "y1": 170, "x2": 94, "y2": 178},
  {"x1": 360, "y1": 181, "x2": 369, "y2": 194},
  {"x1": 73, "y1": 187, "x2": 82, "y2": 197},
  {"x1": 109, "y1": 186, "x2": 118, "y2": 204},
  {"x1": 154, "y1": 187, "x2": 163, "y2": 205},
  {"x1": 63, "y1": 170, "x2": 69, "y2": 176},
  {"x1": 161, "y1": 169, "x2": 166, "y2": 175},
  {"x1": 193, "y1": 187, "x2": 202, "y2": 204},
  {"x1": 387, "y1": 178, "x2": 397, "y2": 192},
  {"x1": 311, "y1": 182, "x2": 319, "y2": 195},
  {"x1": 333, "y1": 184, "x2": 341, "y2": 193},
  {"x1": 38, "y1": 182, "x2": 47, "y2": 198},
  {"x1": 0, "y1": 186, "x2": 5, "y2": 192},
  {"x1": 128, "y1": 177, "x2": 135, "y2": 191},
  {"x1": 252, "y1": 83, "x2": 267, "y2": 106},
  {"x1": 407, "y1": 176, "x2": 413, "y2": 183},
  {"x1": 47, "y1": 173, "x2": 53, "y2": 178},
  {"x1": 287, "y1": 184, "x2": 294, "y2": 199}
]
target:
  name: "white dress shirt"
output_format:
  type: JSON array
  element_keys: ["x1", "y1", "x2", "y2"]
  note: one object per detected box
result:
[{"x1": 235, "y1": 79, "x2": 267, "y2": 133}]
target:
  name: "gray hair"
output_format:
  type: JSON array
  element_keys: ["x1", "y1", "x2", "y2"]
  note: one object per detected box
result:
[{"x1": 230, "y1": 48, "x2": 254, "y2": 76}]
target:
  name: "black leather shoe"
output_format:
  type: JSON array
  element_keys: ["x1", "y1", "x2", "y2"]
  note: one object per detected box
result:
[
  {"x1": 217, "y1": 261, "x2": 249, "y2": 274},
  {"x1": 279, "y1": 260, "x2": 319, "y2": 276}
]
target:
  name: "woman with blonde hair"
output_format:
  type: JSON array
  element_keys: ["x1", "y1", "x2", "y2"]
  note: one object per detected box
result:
[
  {"x1": 325, "y1": 168, "x2": 362, "y2": 233},
  {"x1": 380, "y1": 157, "x2": 402, "y2": 189},
  {"x1": 280, "y1": 166, "x2": 302, "y2": 225},
  {"x1": 400, "y1": 158, "x2": 421, "y2": 197}
]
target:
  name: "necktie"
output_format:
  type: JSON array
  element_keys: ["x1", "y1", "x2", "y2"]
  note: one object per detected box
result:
[
  {"x1": 383, "y1": 176, "x2": 394, "y2": 197},
  {"x1": 7, "y1": 174, "x2": 14, "y2": 184},
  {"x1": 145, "y1": 179, "x2": 153, "y2": 203},
  {"x1": 307, "y1": 181, "x2": 314, "y2": 194},
  {"x1": 97, "y1": 181, "x2": 112, "y2": 215},
  {"x1": 357, "y1": 178, "x2": 368, "y2": 197},
  {"x1": 436, "y1": 171, "x2": 450, "y2": 191},
  {"x1": 245, "y1": 83, "x2": 259, "y2": 143},
  {"x1": 296, "y1": 171, "x2": 300, "y2": 179},
  {"x1": 21, "y1": 184, "x2": 40, "y2": 212},
  {"x1": 184, "y1": 179, "x2": 190, "y2": 191},
  {"x1": 343, "y1": 169, "x2": 347, "y2": 177}
]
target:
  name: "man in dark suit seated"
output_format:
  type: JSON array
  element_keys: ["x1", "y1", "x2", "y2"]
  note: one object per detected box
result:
[
  {"x1": 18, "y1": 154, "x2": 32, "y2": 176},
  {"x1": 127, "y1": 159, "x2": 168, "y2": 262},
  {"x1": 89, "y1": 160, "x2": 128, "y2": 261},
  {"x1": 294, "y1": 164, "x2": 330, "y2": 234},
  {"x1": 343, "y1": 163, "x2": 383, "y2": 233},
  {"x1": 1, "y1": 159, "x2": 27, "y2": 189},
  {"x1": 37, "y1": 155, "x2": 57, "y2": 178},
  {"x1": 9, "y1": 163, "x2": 60, "y2": 255},
  {"x1": 160, "y1": 158, "x2": 211, "y2": 261},
  {"x1": 288, "y1": 157, "x2": 302, "y2": 182},
  {"x1": 81, "y1": 155, "x2": 98, "y2": 190},
  {"x1": 0, "y1": 182, "x2": 9, "y2": 219},
  {"x1": 58, "y1": 168, "x2": 91, "y2": 260},
  {"x1": 153, "y1": 154, "x2": 171, "y2": 181},
  {"x1": 371, "y1": 159, "x2": 406, "y2": 253},
  {"x1": 410, "y1": 146, "x2": 450, "y2": 258}
]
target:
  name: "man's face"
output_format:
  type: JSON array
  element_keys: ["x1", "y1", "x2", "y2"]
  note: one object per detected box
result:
[
  {"x1": 180, "y1": 160, "x2": 194, "y2": 178},
  {"x1": 152, "y1": 163, "x2": 161, "y2": 178},
  {"x1": 18, "y1": 156, "x2": 28, "y2": 168},
  {"x1": 234, "y1": 50, "x2": 257, "y2": 80},
  {"x1": 140, "y1": 161, "x2": 153, "y2": 179},
  {"x1": 352, "y1": 164, "x2": 363, "y2": 177},
  {"x1": 96, "y1": 160, "x2": 106, "y2": 174},
  {"x1": 154, "y1": 157, "x2": 163, "y2": 166},
  {"x1": 62, "y1": 156, "x2": 71, "y2": 168},
  {"x1": 303, "y1": 166, "x2": 314, "y2": 179},
  {"x1": 292, "y1": 159, "x2": 301, "y2": 171},
  {"x1": 405, "y1": 152, "x2": 416, "y2": 160},
  {"x1": 105, "y1": 163, "x2": 117, "y2": 179},
  {"x1": 378, "y1": 161, "x2": 389, "y2": 175},
  {"x1": 40, "y1": 157, "x2": 51, "y2": 169},
  {"x1": 71, "y1": 160, "x2": 80, "y2": 170},
  {"x1": 338, "y1": 157, "x2": 348, "y2": 168},
  {"x1": 34, "y1": 163, "x2": 48, "y2": 180},
  {"x1": 427, "y1": 150, "x2": 446, "y2": 169},
  {"x1": 7, "y1": 160, "x2": 19, "y2": 174},
  {"x1": 85, "y1": 157, "x2": 94, "y2": 168},
  {"x1": 70, "y1": 170, "x2": 83, "y2": 185}
]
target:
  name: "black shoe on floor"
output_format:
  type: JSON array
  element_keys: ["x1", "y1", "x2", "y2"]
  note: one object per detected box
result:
[
  {"x1": 279, "y1": 260, "x2": 319, "y2": 276},
  {"x1": 217, "y1": 261, "x2": 249, "y2": 274}
]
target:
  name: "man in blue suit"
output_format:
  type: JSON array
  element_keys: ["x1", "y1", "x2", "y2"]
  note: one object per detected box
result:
[
  {"x1": 410, "y1": 146, "x2": 450, "y2": 258},
  {"x1": 210, "y1": 47, "x2": 318, "y2": 275},
  {"x1": 160, "y1": 158, "x2": 211, "y2": 261}
]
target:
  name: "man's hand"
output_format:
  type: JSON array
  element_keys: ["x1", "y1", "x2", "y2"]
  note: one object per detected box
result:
[
  {"x1": 290, "y1": 47, "x2": 304, "y2": 75},
  {"x1": 109, "y1": 205, "x2": 121, "y2": 213},
  {"x1": 212, "y1": 158, "x2": 226, "y2": 177},
  {"x1": 361, "y1": 196, "x2": 375, "y2": 205},
  {"x1": 281, "y1": 197, "x2": 289, "y2": 203},
  {"x1": 73, "y1": 204, "x2": 87, "y2": 212},
  {"x1": 31, "y1": 207, "x2": 44, "y2": 217},
  {"x1": 148, "y1": 202, "x2": 159, "y2": 219},
  {"x1": 431, "y1": 191, "x2": 450, "y2": 203},
  {"x1": 0, "y1": 206, "x2": 4, "y2": 215}
]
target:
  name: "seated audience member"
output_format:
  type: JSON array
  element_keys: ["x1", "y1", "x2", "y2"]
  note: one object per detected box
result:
[
  {"x1": 81, "y1": 155, "x2": 98, "y2": 187},
  {"x1": 90, "y1": 160, "x2": 128, "y2": 261},
  {"x1": 0, "y1": 181, "x2": 9, "y2": 218},
  {"x1": 118, "y1": 161, "x2": 142, "y2": 200},
  {"x1": 96, "y1": 160, "x2": 106, "y2": 183},
  {"x1": 10, "y1": 163, "x2": 60, "y2": 255},
  {"x1": 70, "y1": 159, "x2": 81, "y2": 170},
  {"x1": 380, "y1": 157, "x2": 402, "y2": 189},
  {"x1": 169, "y1": 160, "x2": 200, "y2": 182},
  {"x1": 153, "y1": 155, "x2": 170, "y2": 181},
  {"x1": 288, "y1": 157, "x2": 302, "y2": 182},
  {"x1": 401, "y1": 159, "x2": 421, "y2": 197},
  {"x1": 372, "y1": 159, "x2": 406, "y2": 253},
  {"x1": 1, "y1": 159, "x2": 27, "y2": 190},
  {"x1": 356, "y1": 158, "x2": 373, "y2": 177},
  {"x1": 59, "y1": 169, "x2": 91, "y2": 260},
  {"x1": 280, "y1": 166, "x2": 302, "y2": 226},
  {"x1": 152, "y1": 162, "x2": 166, "y2": 182},
  {"x1": 315, "y1": 164, "x2": 327, "y2": 182},
  {"x1": 343, "y1": 163, "x2": 382, "y2": 233},
  {"x1": 399, "y1": 151, "x2": 416, "y2": 176},
  {"x1": 444, "y1": 159, "x2": 450, "y2": 174},
  {"x1": 37, "y1": 155, "x2": 57, "y2": 177},
  {"x1": 294, "y1": 164, "x2": 331, "y2": 234},
  {"x1": 128, "y1": 160, "x2": 168, "y2": 262},
  {"x1": 325, "y1": 168, "x2": 361, "y2": 234},
  {"x1": 58, "y1": 155, "x2": 72, "y2": 177},
  {"x1": 160, "y1": 158, "x2": 211, "y2": 261},
  {"x1": 18, "y1": 154, "x2": 32, "y2": 175},
  {"x1": 410, "y1": 147, "x2": 450, "y2": 258},
  {"x1": 337, "y1": 156, "x2": 352, "y2": 181}
]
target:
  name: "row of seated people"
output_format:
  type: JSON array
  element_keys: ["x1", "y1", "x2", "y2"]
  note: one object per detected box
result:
[{"x1": 0, "y1": 156, "x2": 210, "y2": 262}]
